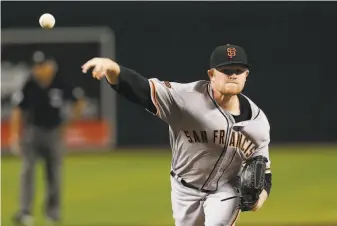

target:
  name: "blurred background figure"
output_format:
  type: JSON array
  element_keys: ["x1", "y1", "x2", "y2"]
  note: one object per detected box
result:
[{"x1": 10, "y1": 51, "x2": 85, "y2": 226}]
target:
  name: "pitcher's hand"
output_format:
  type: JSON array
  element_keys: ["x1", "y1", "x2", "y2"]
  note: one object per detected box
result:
[{"x1": 82, "y1": 58, "x2": 121, "y2": 83}]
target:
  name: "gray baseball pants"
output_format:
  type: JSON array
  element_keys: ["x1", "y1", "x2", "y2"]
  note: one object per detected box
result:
[{"x1": 18, "y1": 125, "x2": 63, "y2": 220}]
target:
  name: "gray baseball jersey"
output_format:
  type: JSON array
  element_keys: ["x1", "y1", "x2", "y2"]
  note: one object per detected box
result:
[{"x1": 148, "y1": 78, "x2": 271, "y2": 192}]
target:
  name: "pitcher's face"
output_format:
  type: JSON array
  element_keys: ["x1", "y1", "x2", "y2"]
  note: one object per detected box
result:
[{"x1": 208, "y1": 65, "x2": 249, "y2": 95}]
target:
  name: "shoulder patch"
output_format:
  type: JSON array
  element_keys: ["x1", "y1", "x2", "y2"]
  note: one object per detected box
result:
[{"x1": 163, "y1": 81, "x2": 171, "y2": 88}]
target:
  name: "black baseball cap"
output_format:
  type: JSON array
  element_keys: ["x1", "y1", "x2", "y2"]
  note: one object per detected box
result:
[{"x1": 210, "y1": 44, "x2": 251, "y2": 69}]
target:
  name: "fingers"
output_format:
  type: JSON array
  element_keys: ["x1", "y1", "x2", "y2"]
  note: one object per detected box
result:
[
  {"x1": 82, "y1": 58, "x2": 115, "y2": 80},
  {"x1": 82, "y1": 58, "x2": 105, "y2": 80},
  {"x1": 81, "y1": 58, "x2": 97, "y2": 73},
  {"x1": 93, "y1": 64, "x2": 106, "y2": 80},
  {"x1": 92, "y1": 65, "x2": 101, "y2": 79}
]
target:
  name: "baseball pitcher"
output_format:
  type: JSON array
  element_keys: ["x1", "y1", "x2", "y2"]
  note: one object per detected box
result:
[{"x1": 82, "y1": 44, "x2": 272, "y2": 226}]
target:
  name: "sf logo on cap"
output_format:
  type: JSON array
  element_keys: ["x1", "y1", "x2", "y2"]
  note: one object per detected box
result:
[{"x1": 227, "y1": 47, "x2": 236, "y2": 59}]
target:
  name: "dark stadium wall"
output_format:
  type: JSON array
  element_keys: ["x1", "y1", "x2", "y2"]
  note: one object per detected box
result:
[{"x1": 2, "y1": 2, "x2": 337, "y2": 146}]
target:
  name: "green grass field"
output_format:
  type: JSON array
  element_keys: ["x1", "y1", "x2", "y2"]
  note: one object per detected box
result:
[{"x1": 2, "y1": 146, "x2": 337, "y2": 226}]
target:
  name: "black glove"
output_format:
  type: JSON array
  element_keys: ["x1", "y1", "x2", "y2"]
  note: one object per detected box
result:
[{"x1": 239, "y1": 155, "x2": 268, "y2": 212}]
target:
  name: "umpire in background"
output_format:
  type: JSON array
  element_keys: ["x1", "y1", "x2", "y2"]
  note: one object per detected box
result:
[{"x1": 10, "y1": 51, "x2": 85, "y2": 226}]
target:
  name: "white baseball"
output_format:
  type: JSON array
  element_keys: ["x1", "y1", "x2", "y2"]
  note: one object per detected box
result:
[{"x1": 39, "y1": 13, "x2": 55, "y2": 28}]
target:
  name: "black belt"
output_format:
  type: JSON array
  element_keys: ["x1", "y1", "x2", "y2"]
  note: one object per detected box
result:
[{"x1": 170, "y1": 170, "x2": 214, "y2": 193}]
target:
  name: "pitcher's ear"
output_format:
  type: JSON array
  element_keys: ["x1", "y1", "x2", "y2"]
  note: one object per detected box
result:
[{"x1": 208, "y1": 69, "x2": 214, "y2": 80}]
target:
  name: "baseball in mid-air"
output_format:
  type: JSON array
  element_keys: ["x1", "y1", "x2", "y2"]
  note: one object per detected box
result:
[{"x1": 39, "y1": 13, "x2": 55, "y2": 28}]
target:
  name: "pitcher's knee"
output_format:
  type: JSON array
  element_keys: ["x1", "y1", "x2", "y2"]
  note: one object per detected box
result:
[
  {"x1": 173, "y1": 211, "x2": 205, "y2": 226},
  {"x1": 173, "y1": 216, "x2": 203, "y2": 226}
]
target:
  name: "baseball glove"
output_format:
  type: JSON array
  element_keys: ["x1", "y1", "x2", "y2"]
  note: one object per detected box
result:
[{"x1": 239, "y1": 155, "x2": 268, "y2": 212}]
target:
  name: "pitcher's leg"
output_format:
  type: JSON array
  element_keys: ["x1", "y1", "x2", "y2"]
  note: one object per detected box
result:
[
  {"x1": 170, "y1": 177, "x2": 205, "y2": 226},
  {"x1": 203, "y1": 185, "x2": 241, "y2": 226}
]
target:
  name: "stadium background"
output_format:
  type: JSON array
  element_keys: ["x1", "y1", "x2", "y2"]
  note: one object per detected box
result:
[{"x1": 1, "y1": 1, "x2": 337, "y2": 226}]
